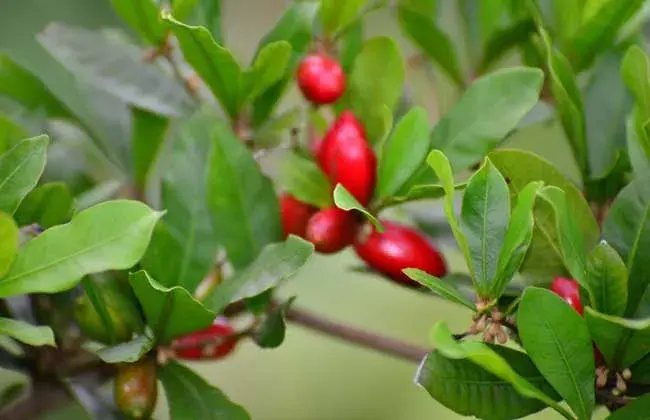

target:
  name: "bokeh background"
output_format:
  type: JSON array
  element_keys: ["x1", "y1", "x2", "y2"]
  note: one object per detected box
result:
[{"x1": 1, "y1": 0, "x2": 586, "y2": 419}]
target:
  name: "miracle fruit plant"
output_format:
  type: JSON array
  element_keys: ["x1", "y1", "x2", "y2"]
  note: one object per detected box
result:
[{"x1": 2, "y1": 0, "x2": 650, "y2": 418}]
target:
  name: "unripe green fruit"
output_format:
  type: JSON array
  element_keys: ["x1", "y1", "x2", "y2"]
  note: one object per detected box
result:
[{"x1": 114, "y1": 358, "x2": 158, "y2": 419}]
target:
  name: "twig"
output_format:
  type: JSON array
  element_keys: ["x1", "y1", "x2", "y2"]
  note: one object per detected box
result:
[{"x1": 163, "y1": 54, "x2": 200, "y2": 101}]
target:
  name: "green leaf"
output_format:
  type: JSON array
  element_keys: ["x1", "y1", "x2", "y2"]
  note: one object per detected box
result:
[
  {"x1": 603, "y1": 174, "x2": 650, "y2": 316},
  {"x1": 129, "y1": 270, "x2": 215, "y2": 343},
  {"x1": 0, "y1": 212, "x2": 18, "y2": 279},
  {"x1": 164, "y1": 15, "x2": 242, "y2": 119},
  {"x1": 320, "y1": 0, "x2": 368, "y2": 36},
  {"x1": 132, "y1": 108, "x2": 169, "y2": 192},
  {"x1": 0, "y1": 135, "x2": 48, "y2": 215},
  {"x1": 0, "y1": 200, "x2": 162, "y2": 298},
  {"x1": 478, "y1": 18, "x2": 536, "y2": 73},
  {"x1": 109, "y1": 0, "x2": 166, "y2": 45},
  {"x1": 159, "y1": 361, "x2": 250, "y2": 420},
  {"x1": 0, "y1": 317, "x2": 55, "y2": 347},
  {"x1": 622, "y1": 45, "x2": 650, "y2": 120},
  {"x1": 571, "y1": 0, "x2": 644, "y2": 71},
  {"x1": 518, "y1": 287, "x2": 595, "y2": 420},
  {"x1": 339, "y1": 19, "x2": 364, "y2": 72},
  {"x1": 206, "y1": 123, "x2": 281, "y2": 269},
  {"x1": 397, "y1": 6, "x2": 463, "y2": 86},
  {"x1": 278, "y1": 152, "x2": 332, "y2": 209},
  {"x1": 253, "y1": 297, "x2": 295, "y2": 349},
  {"x1": 172, "y1": 0, "x2": 201, "y2": 21},
  {"x1": 142, "y1": 111, "x2": 219, "y2": 291},
  {"x1": 403, "y1": 269, "x2": 475, "y2": 310},
  {"x1": 490, "y1": 149, "x2": 599, "y2": 286},
  {"x1": 14, "y1": 182, "x2": 74, "y2": 229},
  {"x1": 491, "y1": 181, "x2": 543, "y2": 297},
  {"x1": 0, "y1": 115, "x2": 27, "y2": 154},
  {"x1": 429, "y1": 322, "x2": 573, "y2": 420},
  {"x1": 585, "y1": 241, "x2": 628, "y2": 317},
  {"x1": 585, "y1": 307, "x2": 650, "y2": 369},
  {"x1": 333, "y1": 184, "x2": 383, "y2": 232},
  {"x1": 376, "y1": 107, "x2": 430, "y2": 200},
  {"x1": 206, "y1": 236, "x2": 313, "y2": 314},
  {"x1": 608, "y1": 394, "x2": 650, "y2": 419},
  {"x1": 626, "y1": 111, "x2": 650, "y2": 177},
  {"x1": 39, "y1": 24, "x2": 193, "y2": 117},
  {"x1": 86, "y1": 333, "x2": 154, "y2": 364},
  {"x1": 348, "y1": 37, "x2": 405, "y2": 143},
  {"x1": 242, "y1": 41, "x2": 292, "y2": 104},
  {"x1": 376, "y1": 183, "x2": 466, "y2": 209},
  {"x1": 461, "y1": 158, "x2": 510, "y2": 294}
]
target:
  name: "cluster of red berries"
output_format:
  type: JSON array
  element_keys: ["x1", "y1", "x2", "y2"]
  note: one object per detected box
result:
[{"x1": 280, "y1": 53, "x2": 447, "y2": 287}]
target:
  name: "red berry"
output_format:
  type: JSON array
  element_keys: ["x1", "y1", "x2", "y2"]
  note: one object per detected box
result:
[
  {"x1": 550, "y1": 277, "x2": 584, "y2": 315},
  {"x1": 354, "y1": 221, "x2": 447, "y2": 286},
  {"x1": 297, "y1": 54, "x2": 346, "y2": 105},
  {"x1": 280, "y1": 194, "x2": 316, "y2": 238},
  {"x1": 114, "y1": 358, "x2": 157, "y2": 419},
  {"x1": 305, "y1": 208, "x2": 358, "y2": 254},
  {"x1": 173, "y1": 317, "x2": 238, "y2": 360},
  {"x1": 318, "y1": 111, "x2": 376, "y2": 206}
]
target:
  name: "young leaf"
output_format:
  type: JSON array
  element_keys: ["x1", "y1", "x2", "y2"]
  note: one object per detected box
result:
[
  {"x1": 0, "y1": 317, "x2": 55, "y2": 347},
  {"x1": 333, "y1": 184, "x2": 383, "y2": 232},
  {"x1": 417, "y1": 348, "x2": 560, "y2": 420},
  {"x1": 131, "y1": 108, "x2": 169, "y2": 192},
  {"x1": 396, "y1": 6, "x2": 464, "y2": 86},
  {"x1": 0, "y1": 212, "x2": 18, "y2": 279},
  {"x1": 608, "y1": 393, "x2": 650, "y2": 419},
  {"x1": 253, "y1": 297, "x2": 295, "y2": 349},
  {"x1": 461, "y1": 158, "x2": 510, "y2": 294},
  {"x1": 109, "y1": 0, "x2": 166, "y2": 45},
  {"x1": 0, "y1": 200, "x2": 162, "y2": 298},
  {"x1": 241, "y1": 41, "x2": 292, "y2": 104},
  {"x1": 159, "y1": 361, "x2": 250, "y2": 420},
  {"x1": 376, "y1": 107, "x2": 430, "y2": 200},
  {"x1": 429, "y1": 322, "x2": 574, "y2": 420},
  {"x1": 164, "y1": 15, "x2": 243, "y2": 119},
  {"x1": 206, "y1": 236, "x2": 313, "y2": 314},
  {"x1": 129, "y1": 270, "x2": 215, "y2": 343},
  {"x1": 14, "y1": 182, "x2": 74, "y2": 229},
  {"x1": 518, "y1": 287, "x2": 595, "y2": 420},
  {"x1": 585, "y1": 241, "x2": 628, "y2": 317},
  {"x1": 320, "y1": 0, "x2": 368, "y2": 36},
  {"x1": 0, "y1": 135, "x2": 48, "y2": 215},
  {"x1": 403, "y1": 269, "x2": 475, "y2": 310},
  {"x1": 603, "y1": 174, "x2": 650, "y2": 316},
  {"x1": 207, "y1": 122, "x2": 281, "y2": 269},
  {"x1": 491, "y1": 181, "x2": 543, "y2": 297},
  {"x1": 142, "y1": 111, "x2": 219, "y2": 291},
  {"x1": 86, "y1": 334, "x2": 155, "y2": 364},
  {"x1": 278, "y1": 152, "x2": 332, "y2": 209}
]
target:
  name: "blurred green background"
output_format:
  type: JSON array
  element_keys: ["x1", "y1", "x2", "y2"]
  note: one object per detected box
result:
[{"x1": 0, "y1": 0, "x2": 586, "y2": 419}]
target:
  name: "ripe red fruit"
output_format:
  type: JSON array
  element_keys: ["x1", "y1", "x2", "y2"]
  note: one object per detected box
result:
[
  {"x1": 354, "y1": 221, "x2": 447, "y2": 286},
  {"x1": 297, "y1": 54, "x2": 346, "y2": 105},
  {"x1": 318, "y1": 111, "x2": 376, "y2": 206},
  {"x1": 173, "y1": 317, "x2": 238, "y2": 360},
  {"x1": 550, "y1": 277, "x2": 583, "y2": 315},
  {"x1": 305, "y1": 208, "x2": 358, "y2": 254},
  {"x1": 280, "y1": 194, "x2": 316, "y2": 238}
]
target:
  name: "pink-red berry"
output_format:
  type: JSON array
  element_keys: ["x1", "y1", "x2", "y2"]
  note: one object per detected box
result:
[
  {"x1": 305, "y1": 208, "x2": 358, "y2": 254},
  {"x1": 550, "y1": 277, "x2": 583, "y2": 315},
  {"x1": 172, "y1": 318, "x2": 238, "y2": 360},
  {"x1": 280, "y1": 193, "x2": 316, "y2": 238},
  {"x1": 297, "y1": 54, "x2": 346, "y2": 105}
]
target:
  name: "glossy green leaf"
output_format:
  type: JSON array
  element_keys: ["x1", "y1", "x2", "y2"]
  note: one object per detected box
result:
[
  {"x1": 627, "y1": 111, "x2": 650, "y2": 177},
  {"x1": 491, "y1": 181, "x2": 543, "y2": 297},
  {"x1": 278, "y1": 152, "x2": 332, "y2": 209},
  {"x1": 348, "y1": 37, "x2": 405, "y2": 143},
  {"x1": 253, "y1": 297, "x2": 295, "y2": 349},
  {"x1": 397, "y1": 6, "x2": 463, "y2": 86},
  {"x1": 164, "y1": 15, "x2": 242, "y2": 118},
  {"x1": 173, "y1": 0, "x2": 201, "y2": 21},
  {"x1": 132, "y1": 108, "x2": 169, "y2": 191},
  {"x1": 333, "y1": 184, "x2": 383, "y2": 232},
  {"x1": 320, "y1": 0, "x2": 368, "y2": 36},
  {"x1": 621, "y1": 46, "x2": 650, "y2": 165},
  {"x1": 0, "y1": 200, "x2": 162, "y2": 298},
  {"x1": 518, "y1": 287, "x2": 595, "y2": 420},
  {"x1": 142, "y1": 111, "x2": 219, "y2": 291},
  {"x1": 478, "y1": 18, "x2": 536, "y2": 73},
  {"x1": 490, "y1": 149, "x2": 599, "y2": 286},
  {"x1": 0, "y1": 115, "x2": 27, "y2": 154},
  {"x1": 242, "y1": 41, "x2": 292, "y2": 104},
  {"x1": 0, "y1": 212, "x2": 18, "y2": 279},
  {"x1": 0, "y1": 317, "x2": 55, "y2": 347},
  {"x1": 429, "y1": 322, "x2": 573, "y2": 420},
  {"x1": 603, "y1": 174, "x2": 650, "y2": 316},
  {"x1": 0, "y1": 135, "x2": 48, "y2": 215},
  {"x1": 14, "y1": 182, "x2": 74, "y2": 229},
  {"x1": 159, "y1": 361, "x2": 250, "y2": 420},
  {"x1": 403, "y1": 269, "x2": 475, "y2": 310},
  {"x1": 461, "y1": 158, "x2": 510, "y2": 294},
  {"x1": 376, "y1": 107, "x2": 430, "y2": 200},
  {"x1": 608, "y1": 393, "x2": 650, "y2": 419},
  {"x1": 206, "y1": 122, "x2": 281, "y2": 269},
  {"x1": 87, "y1": 333, "x2": 154, "y2": 364},
  {"x1": 585, "y1": 307, "x2": 650, "y2": 369},
  {"x1": 206, "y1": 236, "x2": 313, "y2": 314},
  {"x1": 585, "y1": 241, "x2": 628, "y2": 317},
  {"x1": 129, "y1": 270, "x2": 215, "y2": 343},
  {"x1": 339, "y1": 19, "x2": 364, "y2": 72},
  {"x1": 109, "y1": 0, "x2": 166, "y2": 45}
]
